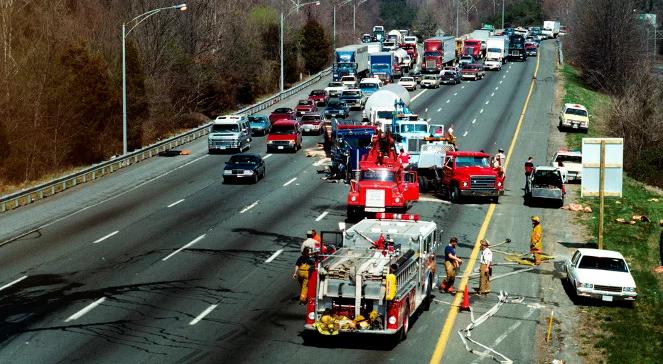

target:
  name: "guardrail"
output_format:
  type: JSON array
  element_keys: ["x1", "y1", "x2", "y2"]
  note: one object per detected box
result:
[
  {"x1": 558, "y1": 38, "x2": 564, "y2": 65},
  {"x1": 0, "y1": 67, "x2": 332, "y2": 213}
]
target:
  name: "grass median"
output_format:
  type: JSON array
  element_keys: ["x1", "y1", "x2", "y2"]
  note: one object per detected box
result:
[{"x1": 561, "y1": 65, "x2": 663, "y2": 363}]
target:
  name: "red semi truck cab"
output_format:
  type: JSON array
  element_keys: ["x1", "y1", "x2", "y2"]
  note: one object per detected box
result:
[
  {"x1": 422, "y1": 39, "x2": 443, "y2": 73},
  {"x1": 347, "y1": 134, "x2": 419, "y2": 220},
  {"x1": 400, "y1": 43, "x2": 418, "y2": 63},
  {"x1": 440, "y1": 151, "x2": 504, "y2": 203},
  {"x1": 463, "y1": 39, "x2": 482, "y2": 59}
]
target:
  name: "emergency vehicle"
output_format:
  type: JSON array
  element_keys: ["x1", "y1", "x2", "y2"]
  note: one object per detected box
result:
[{"x1": 304, "y1": 213, "x2": 438, "y2": 342}]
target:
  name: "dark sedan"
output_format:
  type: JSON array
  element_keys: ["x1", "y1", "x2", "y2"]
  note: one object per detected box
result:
[
  {"x1": 223, "y1": 153, "x2": 266, "y2": 184},
  {"x1": 248, "y1": 115, "x2": 271, "y2": 136},
  {"x1": 440, "y1": 70, "x2": 461, "y2": 85},
  {"x1": 324, "y1": 100, "x2": 349, "y2": 119}
]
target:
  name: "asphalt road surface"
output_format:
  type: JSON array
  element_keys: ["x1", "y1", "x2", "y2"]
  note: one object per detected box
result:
[{"x1": 0, "y1": 41, "x2": 558, "y2": 363}]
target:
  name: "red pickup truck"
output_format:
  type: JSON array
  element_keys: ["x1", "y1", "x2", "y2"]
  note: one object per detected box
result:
[
  {"x1": 295, "y1": 99, "x2": 317, "y2": 117},
  {"x1": 266, "y1": 120, "x2": 302, "y2": 153},
  {"x1": 308, "y1": 90, "x2": 329, "y2": 106},
  {"x1": 438, "y1": 151, "x2": 504, "y2": 203},
  {"x1": 269, "y1": 107, "x2": 295, "y2": 123}
]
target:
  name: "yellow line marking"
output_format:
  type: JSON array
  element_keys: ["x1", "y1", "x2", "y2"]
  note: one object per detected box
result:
[{"x1": 429, "y1": 52, "x2": 542, "y2": 364}]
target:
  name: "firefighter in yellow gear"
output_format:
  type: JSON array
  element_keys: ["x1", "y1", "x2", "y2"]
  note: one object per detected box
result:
[
  {"x1": 293, "y1": 247, "x2": 314, "y2": 304},
  {"x1": 530, "y1": 216, "x2": 543, "y2": 265}
]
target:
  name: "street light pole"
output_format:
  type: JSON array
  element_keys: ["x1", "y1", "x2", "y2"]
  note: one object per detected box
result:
[
  {"x1": 280, "y1": 10, "x2": 284, "y2": 93},
  {"x1": 122, "y1": 4, "x2": 187, "y2": 155},
  {"x1": 501, "y1": 0, "x2": 505, "y2": 30}
]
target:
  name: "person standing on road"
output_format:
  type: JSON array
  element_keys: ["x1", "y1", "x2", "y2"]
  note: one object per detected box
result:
[
  {"x1": 440, "y1": 237, "x2": 463, "y2": 293},
  {"x1": 494, "y1": 148, "x2": 506, "y2": 168},
  {"x1": 530, "y1": 216, "x2": 543, "y2": 265},
  {"x1": 398, "y1": 148, "x2": 410, "y2": 168},
  {"x1": 478, "y1": 239, "x2": 493, "y2": 294},
  {"x1": 556, "y1": 161, "x2": 568, "y2": 183},
  {"x1": 524, "y1": 156, "x2": 535, "y2": 190},
  {"x1": 293, "y1": 247, "x2": 314, "y2": 304},
  {"x1": 301, "y1": 231, "x2": 318, "y2": 253}
]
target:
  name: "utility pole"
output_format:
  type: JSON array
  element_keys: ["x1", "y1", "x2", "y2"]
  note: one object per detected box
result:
[
  {"x1": 455, "y1": 0, "x2": 459, "y2": 37},
  {"x1": 501, "y1": 0, "x2": 505, "y2": 30}
]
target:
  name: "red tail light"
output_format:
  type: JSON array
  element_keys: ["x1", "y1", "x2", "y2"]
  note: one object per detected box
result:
[{"x1": 387, "y1": 301, "x2": 400, "y2": 330}]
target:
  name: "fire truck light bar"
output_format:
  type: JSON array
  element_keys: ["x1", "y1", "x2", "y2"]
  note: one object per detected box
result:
[{"x1": 375, "y1": 213, "x2": 420, "y2": 221}]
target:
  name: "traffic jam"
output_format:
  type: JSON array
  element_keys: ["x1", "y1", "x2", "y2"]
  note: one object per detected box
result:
[{"x1": 209, "y1": 21, "x2": 635, "y2": 348}]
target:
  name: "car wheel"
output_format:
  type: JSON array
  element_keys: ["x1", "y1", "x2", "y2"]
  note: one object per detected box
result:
[
  {"x1": 450, "y1": 185, "x2": 460, "y2": 203},
  {"x1": 253, "y1": 174, "x2": 259, "y2": 184}
]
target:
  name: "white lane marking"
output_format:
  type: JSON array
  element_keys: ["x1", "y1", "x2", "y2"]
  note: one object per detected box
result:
[
  {"x1": 461, "y1": 85, "x2": 465, "y2": 89},
  {"x1": 437, "y1": 108, "x2": 442, "y2": 112},
  {"x1": 162, "y1": 234, "x2": 206, "y2": 261},
  {"x1": 472, "y1": 118, "x2": 477, "y2": 124},
  {"x1": 5, "y1": 155, "x2": 210, "y2": 246},
  {"x1": 240, "y1": 201, "x2": 259, "y2": 214},
  {"x1": 499, "y1": 80, "x2": 503, "y2": 84},
  {"x1": 480, "y1": 109, "x2": 484, "y2": 114},
  {"x1": 65, "y1": 297, "x2": 106, "y2": 322},
  {"x1": 283, "y1": 177, "x2": 297, "y2": 186},
  {"x1": 0, "y1": 275, "x2": 28, "y2": 291},
  {"x1": 485, "y1": 100, "x2": 490, "y2": 105},
  {"x1": 338, "y1": 222, "x2": 346, "y2": 231},
  {"x1": 92, "y1": 230, "x2": 119, "y2": 244},
  {"x1": 490, "y1": 92, "x2": 495, "y2": 97},
  {"x1": 446, "y1": 99, "x2": 450, "y2": 104},
  {"x1": 506, "y1": 70, "x2": 509, "y2": 73},
  {"x1": 462, "y1": 131, "x2": 468, "y2": 137},
  {"x1": 315, "y1": 211, "x2": 329, "y2": 222},
  {"x1": 453, "y1": 92, "x2": 458, "y2": 96},
  {"x1": 189, "y1": 304, "x2": 218, "y2": 325},
  {"x1": 265, "y1": 249, "x2": 284, "y2": 263},
  {"x1": 495, "y1": 86, "x2": 499, "y2": 91},
  {"x1": 263, "y1": 154, "x2": 272, "y2": 160},
  {"x1": 313, "y1": 158, "x2": 329, "y2": 167},
  {"x1": 168, "y1": 199, "x2": 185, "y2": 208},
  {"x1": 418, "y1": 196, "x2": 451, "y2": 204},
  {"x1": 411, "y1": 89, "x2": 427, "y2": 101},
  {"x1": 502, "y1": 75, "x2": 506, "y2": 79}
]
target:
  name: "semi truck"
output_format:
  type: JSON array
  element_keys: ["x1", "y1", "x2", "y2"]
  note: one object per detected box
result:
[
  {"x1": 369, "y1": 52, "x2": 397, "y2": 83},
  {"x1": 304, "y1": 213, "x2": 438, "y2": 341},
  {"x1": 542, "y1": 20, "x2": 561, "y2": 39},
  {"x1": 373, "y1": 26, "x2": 385, "y2": 42},
  {"x1": 333, "y1": 44, "x2": 370, "y2": 81},
  {"x1": 330, "y1": 125, "x2": 377, "y2": 182},
  {"x1": 393, "y1": 48, "x2": 412, "y2": 74},
  {"x1": 508, "y1": 34, "x2": 527, "y2": 61},
  {"x1": 362, "y1": 84, "x2": 411, "y2": 128},
  {"x1": 422, "y1": 36, "x2": 456, "y2": 74},
  {"x1": 387, "y1": 30, "x2": 402, "y2": 44},
  {"x1": 485, "y1": 36, "x2": 509, "y2": 70},
  {"x1": 463, "y1": 39, "x2": 483, "y2": 59}
]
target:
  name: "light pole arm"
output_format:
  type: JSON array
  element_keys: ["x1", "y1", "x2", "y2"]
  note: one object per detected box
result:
[{"x1": 124, "y1": 4, "x2": 186, "y2": 38}]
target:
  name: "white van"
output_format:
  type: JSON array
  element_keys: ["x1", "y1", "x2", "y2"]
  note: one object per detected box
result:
[{"x1": 208, "y1": 115, "x2": 252, "y2": 153}]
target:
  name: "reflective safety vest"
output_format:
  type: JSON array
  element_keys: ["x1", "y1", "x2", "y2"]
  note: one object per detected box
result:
[{"x1": 385, "y1": 273, "x2": 397, "y2": 301}]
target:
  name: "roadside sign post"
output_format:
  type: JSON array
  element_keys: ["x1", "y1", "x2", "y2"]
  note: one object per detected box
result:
[{"x1": 581, "y1": 138, "x2": 623, "y2": 249}]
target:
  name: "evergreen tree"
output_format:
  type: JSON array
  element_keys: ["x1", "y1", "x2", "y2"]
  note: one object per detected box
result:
[{"x1": 300, "y1": 20, "x2": 330, "y2": 74}]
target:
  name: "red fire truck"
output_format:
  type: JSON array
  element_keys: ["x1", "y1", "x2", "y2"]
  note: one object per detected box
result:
[
  {"x1": 346, "y1": 132, "x2": 419, "y2": 220},
  {"x1": 304, "y1": 213, "x2": 438, "y2": 342}
]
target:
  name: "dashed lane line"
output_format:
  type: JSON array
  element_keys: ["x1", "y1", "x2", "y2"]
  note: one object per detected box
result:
[
  {"x1": 472, "y1": 118, "x2": 477, "y2": 124},
  {"x1": 168, "y1": 199, "x2": 185, "y2": 208},
  {"x1": 189, "y1": 304, "x2": 218, "y2": 325},
  {"x1": 65, "y1": 297, "x2": 106, "y2": 322},
  {"x1": 162, "y1": 234, "x2": 206, "y2": 261},
  {"x1": 240, "y1": 201, "x2": 259, "y2": 214},
  {"x1": 411, "y1": 89, "x2": 427, "y2": 101},
  {"x1": 0, "y1": 275, "x2": 28, "y2": 291},
  {"x1": 264, "y1": 249, "x2": 284, "y2": 263},
  {"x1": 92, "y1": 230, "x2": 119, "y2": 244},
  {"x1": 462, "y1": 131, "x2": 468, "y2": 137},
  {"x1": 480, "y1": 109, "x2": 484, "y2": 114},
  {"x1": 263, "y1": 154, "x2": 272, "y2": 160},
  {"x1": 315, "y1": 211, "x2": 329, "y2": 221},
  {"x1": 283, "y1": 177, "x2": 297, "y2": 187}
]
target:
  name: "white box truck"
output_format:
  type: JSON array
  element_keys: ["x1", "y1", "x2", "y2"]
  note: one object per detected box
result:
[
  {"x1": 542, "y1": 21, "x2": 560, "y2": 39},
  {"x1": 485, "y1": 36, "x2": 509, "y2": 70}
]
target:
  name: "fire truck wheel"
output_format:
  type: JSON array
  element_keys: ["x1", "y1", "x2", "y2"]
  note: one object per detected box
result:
[
  {"x1": 399, "y1": 308, "x2": 410, "y2": 341},
  {"x1": 419, "y1": 176, "x2": 428, "y2": 193},
  {"x1": 450, "y1": 185, "x2": 461, "y2": 203},
  {"x1": 422, "y1": 275, "x2": 433, "y2": 311}
]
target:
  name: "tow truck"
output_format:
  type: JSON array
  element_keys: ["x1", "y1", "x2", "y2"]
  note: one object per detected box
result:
[
  {"x1": 304, "y1": 213, "x2": 438, "y2": 342},
  {"x1": 346, "y1": 131, "x2": 419, "y2": 220},
  {"x1": 437, "y1": 151, "x2": 504, "y2": 203},
  {"x1": 330, "y1": 125, "x2": 377, "y2": 182}
]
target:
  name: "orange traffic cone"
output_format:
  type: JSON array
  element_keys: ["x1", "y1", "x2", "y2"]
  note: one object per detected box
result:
[{"x1": 459, "y1": 284, "x2": 470, "y2": 312}]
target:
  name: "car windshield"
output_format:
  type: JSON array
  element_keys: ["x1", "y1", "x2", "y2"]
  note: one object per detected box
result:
[
  {"x1": 455, "y1": 156, "x2": 490, "y2": 167},
  {"x1": 248, "y1": 117, "x2": 267, "y2": 124},
  {"x1": 487, "y1": 48, "x2": 500, "y2": 52},
  {"x1": 311, "y1": 90, "x2": 326, "y2": 96},
  {"x1": 533, "y1": 170, "x2": 562, "y2": 185},
  {"x1": 212, "y1": 124, "x2": 239, "y2": 132},
  {"x1": 400, "y1": 77, "x2": 414, "y2": 82},
  {"x1": 270, "y1": 125, "x2": 295, "y2": 134},
  {"x1": 372, "y1": 64, "x2": 390, "y2": 71},
  {"x1": 360, "y1": 169, "x2": 395, "y2": 182},
  {"x1": 423, "y1": 75, "x2": 437, "y2": 80},
  {"x1": 298, "y1": 100, "x2": 311, "y2": 106},
  {"x1": 400, "y1": 124, "x2": 428, "y2": 133},
  {"x1": 327, "y1": 101, "x2": 344, "y2": 108},
  {"x1": 360, "y1": 83, "x2": 379, "y2": 90},
  {"x1": 423, "y1": 51, "x2": 441, "y2": 57},
  {"x1": 274, "y1": 108, "x2": 291, "y2": 114},
  {"x1": 578, "y1": 256, "x2": 628, "y2": 272},
  {"x1": 342, "y1": 91, "x2": 360, "y2": 96},
  {"x1": 343, "y1": 137, "x2": 373, "y2": 148},
  {"x1": 301, "y1": 115, "x2": 320, "y2": 122},
  {"x1": 556, "y1": 155, "x2": 582, "y2": 164},
  {"x1": 566, "y1": 108, "x2": 588, "y2": 117},
  {"x1": 342, "y1": 77, "x2": 355, "y2": 82},
  {"x1": 328, "y1": 82, "x2": 343, "y2": 87},
  {"x1": 228, "y1": 156, "x2": 258, "y2": 165},
  {"x1": 377, "y1": 111, "x2": 393, "y2": 119}
]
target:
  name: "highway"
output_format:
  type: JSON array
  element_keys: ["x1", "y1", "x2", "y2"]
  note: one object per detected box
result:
[{"x1": 0, "y1": 40, "x2": 558, "y2": 363}]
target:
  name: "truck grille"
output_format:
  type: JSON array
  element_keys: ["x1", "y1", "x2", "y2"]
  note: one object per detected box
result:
[
  {"x1": 232, "y1": 169, "x2": 244, "y2": 175},
  {"x1": 211, "y1": 140, "x2": 235, "y2": 147},
  {"x1": 271, "y1": 140, "x2": 291, "y2": 146},
  {"x1": 425, "y1": 60, "x2": 435, "y2": 69},
  {"x1": 594, "y1": 285, "x2": 622, "y2": 293},
  {"x1": 407, "y1": 138, "x2": 425, "y2": 153},
  {"x1": 470, "y1": 175, "x2": 496, "y2": 190}
]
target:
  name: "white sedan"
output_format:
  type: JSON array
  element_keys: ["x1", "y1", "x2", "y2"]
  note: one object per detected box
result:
[
  {"x1": 565, "y1": 248, "x2": 637, "y2": 303},
  {"x1": 398, "y1": 76, "x2": 417, "y2": 91}
]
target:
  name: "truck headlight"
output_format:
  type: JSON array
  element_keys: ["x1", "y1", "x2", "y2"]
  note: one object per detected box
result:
[
  {"x1": 350, "y1": 195, "x2": 357, "y2": 202},
  {"x1": 288, "y1": 140, "x2": 295, "y2": 145},
  {"x1": 267, "y1": 140, "x2": 273, "y2": 144},
  {"x1": 243, "y1": 170, "x2": 254, "y2": 175},
  {"x1": 577, "y1": 282, "x2": 593, "y2": 289},
  {"x1": 623, "y1": 287, "x2": 636, "y2": 292},
  {"x1": 223, "y1": 170, "x2": 232, "y2": 175},
  {"x1": 394, "y1": 197, "x2": 401, "y2": 203},
  {"x1": 462, "y1": 181, "x2": 468, "y2": 187},
  {"x1": 497, "y1": 181, "x2": 502, "y2": 187}
]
